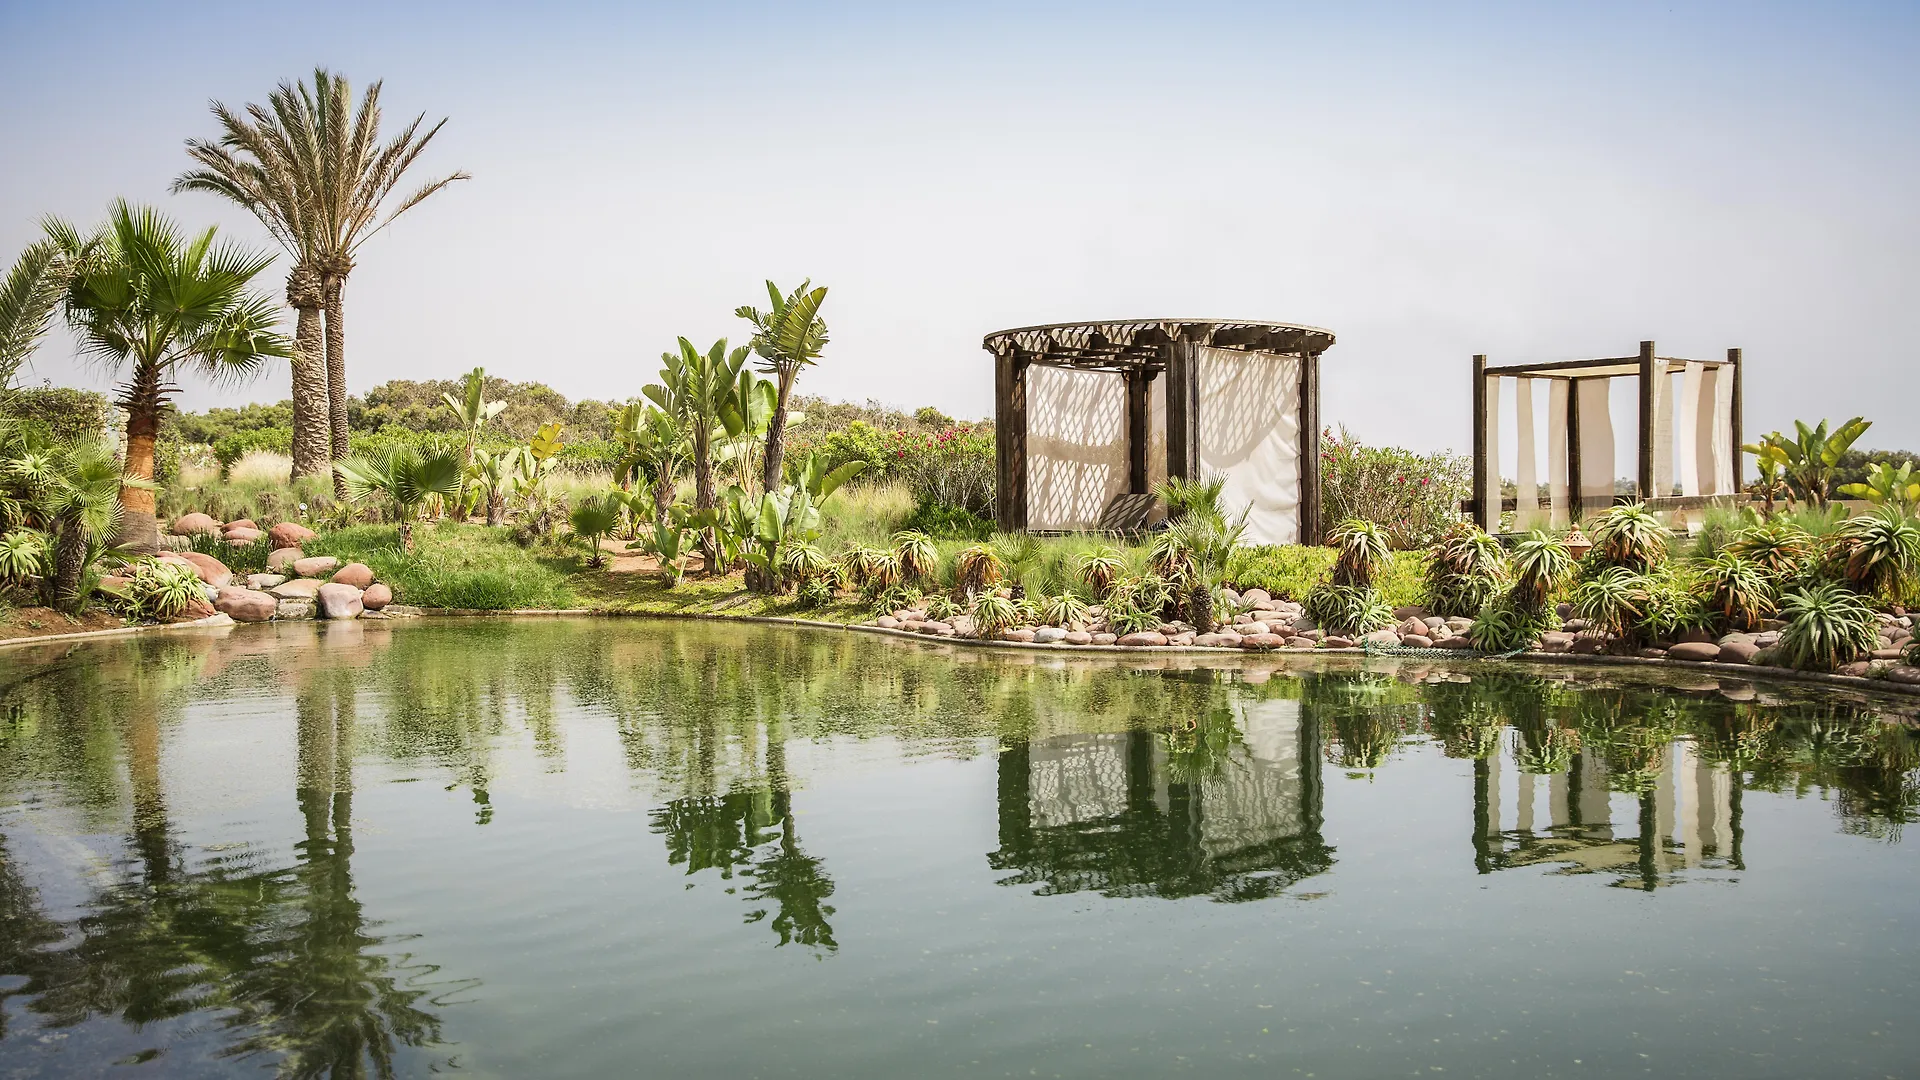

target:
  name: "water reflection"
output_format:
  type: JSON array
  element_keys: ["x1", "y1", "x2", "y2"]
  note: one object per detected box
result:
[{"x1": 2, "y1": 621, "x2": 1918, "y2": 1074}]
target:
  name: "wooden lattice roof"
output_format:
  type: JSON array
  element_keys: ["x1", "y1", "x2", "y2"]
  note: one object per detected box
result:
[{"x1": 982, "y1": 319, "x2": 1335, "y2": 372}]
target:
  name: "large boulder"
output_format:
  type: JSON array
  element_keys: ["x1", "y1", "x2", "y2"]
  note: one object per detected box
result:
[
  {"x1": 360, "y1": 582, "x2": 393, "y2": 610},
  {"x1": 170, "y1": 513, "x2": 220, "y2": 536},
  {"x1": 275, "y1": 598, "x2": 315, "y2": 620},
  {"x1": 178, "y1": 595, "x2": 216, "y2": 620},
  {"x1": 1718, "y1": 640, "x2": 1761, "y2": 665},
  {"x1": 163, "y1": 551, "x2": 232, "y2": 588},
  {"x1": 247, "y1": 574, "x2": 286, "y2": 590},
  {"x1": 269, "y1": 522, "x2": 317, "y2": 549},
  {"x1": 1118, "y1": 631, "x2": 1168, "y2": 647},
  {"x1": 224, "y1": 518, "x2": 259, "y2": 532},
  {"x1": 269, "y1": 577, "x2": 324, "y2": 600},
  {"x1": 1238, "y1": 633, "x2": 1286, "y2": 650},
  {"x1": 267, "y1": 546, "x2": 304, "y2": 572},
  {"x1": 292, "y1": 555, "x2": 341, "y2": 579},
  {"x1": 1668, "y1": 641, "x2": 1723, "y2": 663},
  {"x1": 317, "y1": 583, "x2": 365, "y2": 620},
  {"x1": 330, "y1": 562, "x2": 375, "y2": 588},
  {"x1": 1033, "y1": 626, "x2": 1067, "y2": 644},
  {"x1": 214, "y1": 587, "x2": 277, "y2": 623}
]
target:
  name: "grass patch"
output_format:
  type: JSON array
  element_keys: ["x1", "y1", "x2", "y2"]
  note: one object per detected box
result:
[
  {"x1": 1227, "y1": 545, "x2": 1425, "y2": 610},
  {"x1": 305, "y1": 522, "x2": 580, "y2": 610},
  {"x1": 570, "y1": 565, "x2": 874, "y2": 623}
]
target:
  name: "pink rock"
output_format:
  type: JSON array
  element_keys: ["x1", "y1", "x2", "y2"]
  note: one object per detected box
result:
[
  {"x1": 270, "y1": 578, "x2": 323, "y2": 600},
  {"x1": 1886, "y1": 666, "x2": 1920, "y2": 685},
  {"x1": 223, "y1": 527, "x2": 264, "y2": 543},
  {"x1": 1117, "y1": 631, "x2": 1168, "y2": 647},
  {"x1": 317, "y1": 582, "x2": 365, "y2": 620},
  {"x1": 1435, "y1": 636, "x2": 1476, "y2": 649},
  {"x1": 330, "y1": 562, "x2": 375, "y2": 588},
  {"x1": 178, "y1": 596, "x2": 216, "y2": 620},
  {"x1": 224, "y1": 518, "x2": 258, "y2": 532},
  {"x1": 1668, "y1": 641, "x2": 1723, "y2": 662},
  {"x1": 1718, "y1": 641, "x2": 1760, "y2": 664},
  {"x1": 1092, "y1": 633, "x2": 1118, "y2": 645},
  {"x1": 292, "y1": 556, "x2": 341, "y2": 578},
  {"x1": 998, "y1": 629, "x2": 1037, "y2": 643},
  {"x1": 875, "y1": 615, "x2": 901, "y2": 629},
  {"x1": 214, "y1": 587, "x2": 277, "y2": 623},
  {"x1": 1403, "y1": 634, "x2": 1434, "y2": 648},
  {"x1": 269, "y1": 522, "x2": 318, "y2": 549},
  {"x1": 1064, "y1": 631, "x2": 1094, "y2": 645},
  {"x1": 163, "y1": 550, "x2": 231, "y2": 588},
  {"x1": 1194, "y1": 633, "x2": 1236, "y2": 647},
  {"x1": 1167, "y1": 632, "x2": 1197, "y2": 646},
  {"x1": 1238, "y1": 633, "x2": 1286, "y2": 650},
  {"x1": 361, "y1": 583, "x2": 393, "y2": 610},
  {"x1": 267, "y1": 547, "x2": 303, "y2": 571},
  {"x1": 1321, "y1": 636, "x2": 1355, "y2": 649},
  {"x1": 169, "y1": 513, "x2": 220, "y2": 536}
]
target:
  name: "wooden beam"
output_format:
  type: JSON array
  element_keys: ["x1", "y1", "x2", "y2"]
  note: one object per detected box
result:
[
  {"x1": 1299, "y1": 349, "x2": 1323, "y2": 544},
  {"x1": 1728, "y1": 347, "x2": 1744, "y2": 492},
  {"x1": 1472, "y1": 354, "x2": 1492, "y2": 532},
  {"x1": 1164, "y1": 338, "x2": 1199, "y2": 481},
  {"x1": 1637, "y1": 340, "x2": 1657, "y2": 502},
  {"x1": 1126, "y1": 368, "x2": 1149, "y2": 494},
  {"x1": 994, "y1": 351, "x2": 1028, "y2": 531},
  {"x1": 1566, "y1": 372, "x2": 1584, "y2": 522}
]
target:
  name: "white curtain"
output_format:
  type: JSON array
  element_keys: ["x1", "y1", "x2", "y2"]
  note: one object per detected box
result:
[
  {"x1": 1677, "y1": 361, "x2": 1706, "y2": 496},
  {"x1": 1196, "y1": 346, "x2": 1301, "y2": 545},
  {"x1": 1696, "y1": 364, "x2": 1733, "y2": 495},
  {"x1": 1547, "y1": 379, "x2": 1570, "y2": 526},
  {"x1": 1514, "y1": 376, "x2": 1541, "y2": 530},
  {"x1": 1577, "y1": 378, "x2": 1614, "y2": 510},
  {"x1": 1650, "y1": 366, "x2": 1673, "y2": 499},
  {"x1": 1025, "y1": 363, "x2": 1129, "y2": 530},
  {"x1": 1481, "y1": 373, "x2": 1502, "y2": 531}
]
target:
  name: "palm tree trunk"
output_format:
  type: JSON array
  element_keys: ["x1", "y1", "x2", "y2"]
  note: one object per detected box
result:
[
  {"x1": 324, "y1": 276, "x2": 350, "y2": 497},
  {"x1": 50, "y1": 517, "x2": 88, "y2": 613},
  {"x1": 119, "y1": 404, "x2": 161, "y2": 552},
  {"x1": 287, "y1": 270, "x2": 330, "y2": 479},
  {"x1": 694, "y1": 431, "x2": 717, "y2": 573},
  {"x1": 487, "y1": 491, "x2": 504, "y2": 527},
  {"x1": 761, "y1": 373, "x2": 795, "y2": 493},
  {"x1": 653, "y1": 470, "x2": 674, "y2": 527}
]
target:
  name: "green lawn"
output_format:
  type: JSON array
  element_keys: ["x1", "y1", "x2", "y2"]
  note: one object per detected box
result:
[{"x1": 304, "y1": 522, "x2": 581, "y2": 610}]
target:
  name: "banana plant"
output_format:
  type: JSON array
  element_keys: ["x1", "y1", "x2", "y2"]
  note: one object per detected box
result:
[
  {"x1": 790, "y1": 448, "x2": 866, "y2": 502},
  {"x1": 613, "y1": 402, "x2": 689, "y2": 524},
  {"x1": 469, "y1": 448, "x2": 524, "y2": 527},
  {"x1": 645, "y1": 338, "x2": 749, "y2": 569},
  {"x1": 1754, "y1": 418, "x2": 1870, "y2": 509},
  {"x1": 741, "y1": 485, "x2": 823, "y2": 591},
  {"x1": 715, "y1": 370, "x2": 779, "y2": 494},
  {"x1": 1743, "y1": 439, "x2": 1790, "y2": 517},
  {"x1": 441, "y1": 366, "x2": 507, "y2": 507},
  {"x1": 1839, "y1": 461, "x2": 1920, "y2": 512},
  {"x1": 645, "y1": 508, "x2": 694, "y2": 585}
]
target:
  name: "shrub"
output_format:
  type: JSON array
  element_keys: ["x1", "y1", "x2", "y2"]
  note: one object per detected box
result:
[
  {"x1": 1469, "y1": 599, "x2": 1554, "y2": 652},
  {"x1": 1776, "y1": 581, "x2": 1879, "y2": 672},
  {"x1": 1318, "y1": 425, "x2": 1470, "y2": 549},
  {"x1": 0, "y1": 387, "x2": 112, "y2": 445},
  {"x1": 0, "y1": 530, "x2": 47, "y2": 589},
  {"x1": 122, "y1": 560, "x2": 203, "y2": 621},
  {"x1": 887, "y1": 425, "x2": 994, "y2": 517},
  {"x1": 796, "y1": 577, "x2": 835, "y2": 609},
  {"x1": 188, "y1": 531, "x2": 271, "y2": 575},
  {"x1": 1106, "y1": 601, "x2": 1162, "y2": 635},
  {"x1": 1638, "y1": 570, "x2": 1711, "y2": 643},
  {"x1": 1823, "y1": 508, "x2": 1920, "y2": 604},
  {"x1": 304, "y1": 523, "x2": 576, "y2": 610},
  {"x1": 899, "y1": 497, "x2": 993, "y2": 541},
  {"x1": 1694, "y1": 552, "x2": 1775, "y2": 631},
  {"x1": 1424, "y1": 524, "x2": 1509, "y2": 618},
  {"x1": 1587, "y1": 503, "x2": 1669, "y2": 572},
  {"x1": 212, "y1": 427, "x2": 293, "y2": 473},
  {"x1": 1304, "y1": 582, "x2": 1393, "y2": 636}
]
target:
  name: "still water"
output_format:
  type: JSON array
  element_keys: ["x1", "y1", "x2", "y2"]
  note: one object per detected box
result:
[{"x1": 2, "y1": 618, "x2": 1917, "y2": 1079}]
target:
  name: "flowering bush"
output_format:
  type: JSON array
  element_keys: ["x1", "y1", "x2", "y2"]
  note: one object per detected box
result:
[
  {"x1": 1318, "y1": 426, "x2": 1469, "y2": 549},
  {"x1": 889, "y1": 425, "x2": 994, "y2": 516}
]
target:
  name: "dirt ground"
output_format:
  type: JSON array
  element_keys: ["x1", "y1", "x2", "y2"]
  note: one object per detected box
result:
[{"x1": 0, "y1": 606, "x2": 129, "y2": 642}]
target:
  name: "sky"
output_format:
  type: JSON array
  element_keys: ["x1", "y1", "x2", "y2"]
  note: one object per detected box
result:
[{"x1": 3, "y1": 0, "x2": 1916, "y2": 470}]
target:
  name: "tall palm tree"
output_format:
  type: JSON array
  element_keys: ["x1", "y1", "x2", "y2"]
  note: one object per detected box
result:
[
  {"x1": 175, "y1": 68, "x2": 468, "y2": 487},
  {"x1": 46, "y1": 201, "x2": 290, "y2": 550},
  {"x1": 0, "y1": 240, "x2": 71, "y2": 396},
  {"x1": 644, "y1": 338, "x2": 746, "y2": 570},
  {"x1": 174, "y1": 96, "x2": 332, "y2": 477},
  {"x1": 736, "y1": 280, "x2": 827, "y2": 491}
]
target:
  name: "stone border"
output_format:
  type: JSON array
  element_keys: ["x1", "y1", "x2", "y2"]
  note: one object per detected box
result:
[
  {"x1": 0, "y1": 612, "x2": 235, "y2": 651},
  {"x1": 406, "y1": 607, "x2": 1920, "y2": 702}
]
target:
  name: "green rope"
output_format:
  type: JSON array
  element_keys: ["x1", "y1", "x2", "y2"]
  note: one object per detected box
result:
[{"x1": 1360, "y1": 640, "x2": 1528, "y2": 661}]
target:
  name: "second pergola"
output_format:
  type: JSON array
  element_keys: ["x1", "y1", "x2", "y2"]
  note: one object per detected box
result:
[{"x1": 1469, "y1": 341, "x2": 1744, "y2": 532}]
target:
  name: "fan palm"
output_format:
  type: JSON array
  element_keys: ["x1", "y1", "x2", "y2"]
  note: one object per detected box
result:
[
  {"x1": 568, "y1": 493, "x2": 624, "y2": 568},
  {"x1": 46, "y1": 202, "x2": 289, "y2": 550},
  {"x1": 34, "y1": 439, "x2": 140, "y2": 612},
  {"x1": 736, "y1": 279, "x2": 828, "y2": 492},
  {"x1": 1, "y1": 240, "x2": 70, "y2": 394},
  {"x1": 333, "y1": 447, "x2": 462, "y2": 551},
  {"x1": 175, "y1": 67, "x2": 468, "y2": 483}
]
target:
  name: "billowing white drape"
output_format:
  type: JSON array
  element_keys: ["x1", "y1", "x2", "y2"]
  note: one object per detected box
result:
[
  {"x1": 1481, "y1": 373, "x2": 1502, "y2": 531},
  {"x1": 1677, "y1": 362, "x2": 1706, "y2": 496},
  {"x1": 1196, "y1": 346, "x2": 1301, "y2": 545},
  {"x1": 1650, "y1": 366, "x2": 1673, "y2": 499},
  {"x1": 1026, "y1": 363, "x2": 1128, "y2": 530},
  {"x1": 1515, "y1": 376, "x2": 1541, "y2": 530},
  {"x1": 1696, "y1": 364, "x2": 1734, "y2": 495},
  {"x1": 1148, "y1": 371, "x2": 1168, "y2": 500},
  {"x1": 1547, "y1": 379, "x2": 1570, "y2": 526},
  {"x1": 1577, "y1": 378, "x2": 1614, "y2": 509}
]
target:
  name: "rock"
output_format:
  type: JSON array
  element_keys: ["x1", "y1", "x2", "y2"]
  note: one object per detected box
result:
[
  {"x1": 1296, "y1": 629, "x2": 1324, "y2": 642},
  {"x1": 1247, "y1": 609, "x2": 1282, "y2": 625},
  {"x1": 1668, "y1": 641, "x2": 1723, "y2": 663},
  {"x1": 1569, "y1": 636, "x2": 1609, "y2": 655},
  {"x1": 317, "y1": 583, "x2": 365, "y2": 620},
  {"x1": 163, "y1": 550, "x2": 232, "y2": 587},
  {"x1": 170, "y1": 512, "x2": 221, "y2": 536},
  {"x1": 330, "y1": 562, "x2": 375, "y2": 588},
  {"x1": 1398, "y1": 619, "x2": 1427, "y2": 637},
  {"x1": 1719, "y1": 641, "x2": 1760, "y2": 664},
  {"x1": 1064, "y1": 631, "x2": 1094, "y2": 645},
  {"x1": 1238, "y1": 633, "x2": 1286, "y2": 650},
  {"x1": 1403, "y1": 634, "x2": 1434, "y2": 648},
  {"x1": 1556, "y1": 601, "x2": 1574, "y2": 619},
  {"x1": 1242, "y1": 588, "x2": 1272, "y2": 607},
  {"x1": 359, "y1": 610, "x2": 392, "y2": 620},
  {"x1": 269, "y1": 521, "x2": 318, "y2": 549},
  {"x1": 178, "y1": 596, "x2": 216, "y2": 619},
  {"x1": 1750, "y1": 646, "x2": 1781, "y2": 667},
  {"x1": 292, "y1": 556, "x2": 340, "y2": 578},
  {"x1": 1290, "y1": 617, "x2": 1319, "y2": 633},
  {"x1": 1231, "y1": 614, "x2": 1252, "y2": 626},
  {"x1": 1885, "y1": 666, "x2": 1920, "y2": 685},
  {"x1": 1033, "y1": 626, "x2": 1067, "y2": 644},
  {"x1": 1167, "y1": 631, "x2": 1196, "y2": 646},
  {"x1": 1240, "y1": 621, "x2": 1270, "y2": 637},
  {"x1": 275, "y1": 598, "x2": 315, "y2": 620},
  {"x1": 1675, "y1": 627, "x2": 1718, "y2": 645},
  {"x1": 1092, "y1": 633, "x2": 1117, "y2": 645},
  {"x1": 875, "y1": 615, "x2": 900, "y2": 629},
  {"x1": 1540, "y1": 631, "x2": 1574, "y2": 652},
  {"x1": 270, "y1": 578, "x2": 323, "y2": 600},
  {"x1": 1194, "y1": 632, "x2": 1236, "y2": 647},
  {"x1": 1838, "y1": 661, "x2": 1872, "y2": 678},
  {"x1": 1563, "y1": 618, "x2": 1591, "y2": 633},
  {"x1": 214, "y1": 587, "x2": 277, "y2": 622},
  {"x1": 999, "y1": 629, "x2": 1037, "y2": 643},
  {"x1": 1753, "y1": 631, "x2": 1781, "y2": 648},
  {"x1": 1322, "y1": 635, "x2": 1355, "y2": 649},
  {"x1": 267, "y1": 547, "x2": 303, "y2": 571},
  {"x1": 1637, "y1": 648, "x2": 1669, "y2": 659},
  {"x1": 1436, "y1": 636, "x2": 1476, "y2": 649},
  {"x1": 223, "y1": 526, "x2": 264, "y2": 543},
  {"x1": 1392, "y1": 605, "x2": 1428, "y2": 621},
  {"x1": 96, "y1": 573, "x2": 131, "y2": 597},
  {"x1": 1118, "y1": 631, "x2": 1168, "y2": 647},
  {"x1": 1717, "y1": 632, "x2": 1757, "y2": 646},
  {"x1": 246, "y1": 573, "x2": 286, "y2": 590},
  {"x1": 1445, "y1": 617, "x2": 1474, "y2": 633},
  {"x1": 1870, "y1": 648, "x2": 1907, "y2": 661},
  {"x1": 223, "y1": 518, "x2": 258, "y2": 531},
  {"x1": 1361, "y1": 629, "x2": 1401, "y2": 647}
]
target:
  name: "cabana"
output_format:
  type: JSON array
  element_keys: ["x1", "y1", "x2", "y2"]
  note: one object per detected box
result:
[
  {"x1": 1469, "y1": 341, "x2": 1744, "y2": 532},
  {"x1": 983, "y1": 319, "x2": 1336, "y2": 545}
]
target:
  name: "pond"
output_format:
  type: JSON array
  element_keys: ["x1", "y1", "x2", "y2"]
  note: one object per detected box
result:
[{"x1": 2, "y1": 619, "x2": 1918, "y2": 1079}]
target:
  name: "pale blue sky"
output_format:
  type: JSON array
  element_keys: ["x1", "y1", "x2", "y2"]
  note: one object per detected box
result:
[{"x1": 3, "y1": 1, "x2": 1915, "y2": 463}]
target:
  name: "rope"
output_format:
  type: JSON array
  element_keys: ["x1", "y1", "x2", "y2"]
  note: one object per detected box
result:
[{"x1": 1360, "y1": 640, "x2": 1529, "y2": 661}]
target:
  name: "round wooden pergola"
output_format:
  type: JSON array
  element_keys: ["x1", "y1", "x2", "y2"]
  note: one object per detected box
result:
[{"x1": 983, "y1": 319, "x2": 1336, "y2": 543}]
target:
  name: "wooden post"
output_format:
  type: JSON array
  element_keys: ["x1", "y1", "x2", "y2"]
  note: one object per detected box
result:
[
  {"x1": 1727, "y1": 347, "x2": 1743, "y2": 492},
  {"x1": 1298, "y1": 349, "x2": 1323, "y2": 544},
  {"x1": 1471, "y1": 354, "x2": 1491, "y2": 531},
  {"x1": 1164, "y1": 338, "x2": 1199, "y2": 482},
  {"x1": 1125, "y1": 367, "x2": 1149, "y2": 494},
  {"x1": 994, "y1": 350, "x2": 1028, "y2": 531},
  {"x1": 1637, "y1": 340, "x2": 1657, "y2": 502},
  {"x1": 1566, "y1": 377, "x2": 1584, "y2": 521}
]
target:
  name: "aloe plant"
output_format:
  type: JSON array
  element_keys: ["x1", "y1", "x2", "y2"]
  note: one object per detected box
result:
[
  {"x1": 1329, "y1": 518, "x2": 1391, "y2": 588},
  {"x1": 1570, "y1": 566, "x2": 1649, "y2": 638},
  {"x1": 1587, "y1": 503, "x2": 1669, "y2": 572},
  {"x1": 1727, "y1": 520, "x2": 1815, "y2": 578},
  {"x1": 1075, "y1": 545, "x2": 1125, "y2": 598},
  {"x1": 1038, "y1": 592, "x2": 1091, "y2": 628},
  {"x1": 1508, "y1": 530, "x2": 1574, "y2": 611},
  {"x1": 970, "y1": 589, "x2": 1021, "y2": 637},
  {"x1": 123, "y1": 559, "x2": 204, "y2": 620},
  {"x1": 1824, "y1": 507, "x2": 1920, "y2": 604},
  {"x1": 955, "y1": 543, "x2": 1004, "y2": 597},
  {"x1": 893, "y1": 530, "x2": 938, "y2": 584},
  {"x1": 1694, "y1": 552, "x2": 1775, "y2": 631},
  {"x1": 1425, "y1": 524, "x2": 1510, "y2": 618},
  {"x1": 0, "y1": 529, "x2": 46, "y2": 588},
  {"x1": 1776, "y1": 581, "x2": 1879, "y2": 671}
]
